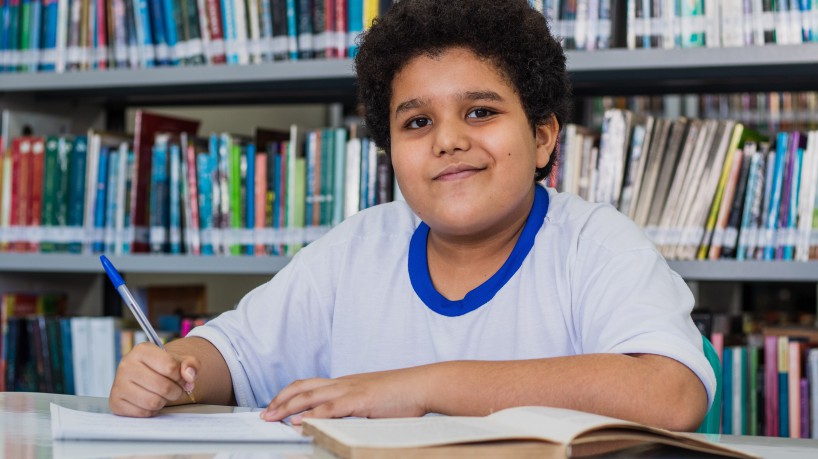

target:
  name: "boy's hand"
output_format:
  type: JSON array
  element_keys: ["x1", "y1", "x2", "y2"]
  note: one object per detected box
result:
[
  {"x1": 260, "y1": 366, "x2": 432, "y2": 424},
  {"x1": 109, "y1": 342, "x2": 199, "y2": 417}
]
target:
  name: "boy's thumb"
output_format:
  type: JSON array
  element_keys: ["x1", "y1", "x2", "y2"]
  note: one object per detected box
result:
[{"x1": 181, "y1": 359, "x2": 198, "y2": 383}]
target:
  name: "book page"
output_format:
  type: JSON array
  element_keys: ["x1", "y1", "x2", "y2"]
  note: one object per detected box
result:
[
  {"x1": 487, "y1": 406, "x2": 639, "y2": 443},
  {"x1": 50, "y1": 404, "x2": 308, "y2": 443},
  {"x1": 303, "y1": 415, "x2": 536, "y2": 448}
]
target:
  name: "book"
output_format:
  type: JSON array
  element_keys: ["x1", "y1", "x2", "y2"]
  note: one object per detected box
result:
[
  {"x1": 130, "y1": 110, "x2": 199, "y2": 253},
  {"x1": 303, "y1": 406, "x2": 758, "y2": 459}
]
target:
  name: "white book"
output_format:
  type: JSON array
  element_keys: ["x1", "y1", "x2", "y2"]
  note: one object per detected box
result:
[
  {"x1": 89, "y1": 317, "x2": 119, "y2": 398},
  {"x1": 70, "y1": 317, "x2": 90, "y2": 397},
  {"x1": 115, "y1": 142, "x2": 129, "y2": 255},
  {"x1": 808, "y1": 348, "x2": 818, "y2": 438},
  {"x1": 233, "y1": 0, "x2": 250, "y2": 64},
  {"x1": 795, "y1": 132, "x2": 816, "y2": 260},
  {"x1": 344, "y1": 138, "x2": 361, "y2": 219},
  {"x1": 656, "y1": 120, "x2": 702, "y2": 254},
  {"x1": 82, "y1": 133, "x2": 101, "y2": 254},
  {"x1": 246, "y1": 0, "x2": 263, "y2": 63}
]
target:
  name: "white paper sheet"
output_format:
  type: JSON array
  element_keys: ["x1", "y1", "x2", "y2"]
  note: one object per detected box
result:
[{"x1": 50, "y1": 403, "x2": 310, "y2": 443}]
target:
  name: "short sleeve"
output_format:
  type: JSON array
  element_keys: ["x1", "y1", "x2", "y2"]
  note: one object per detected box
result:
[
  {"x1": 572, "y1": 236, "x2": 717, "y2": 411},
  {"x1": 187, "y1": 253, "x2": 333, "y2": 408}
]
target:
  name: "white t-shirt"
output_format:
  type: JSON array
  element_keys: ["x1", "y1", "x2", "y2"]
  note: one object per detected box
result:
[{"x1": 189, "y1": 185, "x2": 716, "y2": 410}]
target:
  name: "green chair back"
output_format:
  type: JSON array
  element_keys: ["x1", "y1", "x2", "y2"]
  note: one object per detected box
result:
[{"x1": 697, "y1": 335, "x2": 722, "y2": 434}]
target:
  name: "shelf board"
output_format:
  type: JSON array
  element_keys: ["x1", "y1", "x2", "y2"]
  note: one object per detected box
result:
[
  {"x1": 667, "y1": 260, "x2": 818, "y2": 282},
  {"x1": 2, "y1": 254, "x2": 818, "y2": 281},
  {"x1": 3, "y1": 43, "x2": 818, "y2": 102},
  {"x1": 0, "y1": 253, "x2": 290, "y2": 275}
]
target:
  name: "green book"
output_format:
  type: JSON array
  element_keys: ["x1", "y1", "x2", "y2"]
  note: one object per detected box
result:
[
  {"x1": 229, "y1": 141, "x2": 242, "y2": 255},
  {"x1": 54, "y1": 136, "x2": 73, "y2": 252},
  {"x1": 40, "y1": 136, "x2": 60, "y2": 252},
  {"x1": 288, "y1": 156, "x2": 306, "y2": 255}
]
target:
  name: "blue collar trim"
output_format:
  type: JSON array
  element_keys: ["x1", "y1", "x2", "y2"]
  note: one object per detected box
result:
[{"x1": 408, "y1": 185, "x2": 549, "y2": 317}]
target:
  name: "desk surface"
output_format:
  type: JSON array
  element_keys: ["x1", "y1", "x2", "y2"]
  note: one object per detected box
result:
[{"x1": 2, "y1": 392, "x2": 818, "y2": 458}]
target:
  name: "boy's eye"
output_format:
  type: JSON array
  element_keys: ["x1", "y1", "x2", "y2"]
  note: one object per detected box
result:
[
  {"x1": 407, "y1": 117, "x2": 431, "y2": 129},
  {"x1": 467, "y1": 108, "x2": 495, "y2": 119}
]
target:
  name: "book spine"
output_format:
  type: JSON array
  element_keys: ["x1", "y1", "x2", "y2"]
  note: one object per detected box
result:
[
  {"x1": 104, "y1": 149, "x2": 119, "y2": 252},
  {"x1": 245, "y1": 141, "x2": 255, "y2": 255},
  {"x1": 347, "y1": 0, "x2": 361, "y2": 56},
  {"x1": 196, "y1": 150, "x2": 213, "y2": 254},
  {"x1": 295, "y1": 0, "x2": 312, "y2": 59},
  {"x1": 40, "y1": 0, "x2": 58, "y2": 70},
  {"x1": 161, "y1": 0, "x2": 180, "y2": 64},
  {"x1": 219, "y1": 0, "x2": 236, "y2": 63},
  {"x1": 270, "y1": 0, "x2": 287, "y2": 59},
  {"x1": 228, "y1": 140, "x2": 241, "y2": 255},
  {"x1": 203, "y1": 0, "x2": 225, "y2": 63},
  {"x1": 184, "y1": 0, "x2": 205, "y2": 64},
  {"x1": 331, "y1": 128, "x2": 346, "y2": 226},
  {"x1": 808, "y1": 349, "x2": 818, "y2": 438},
  {"x1": 285, "y1": 0, "x2": 297, "y2": 59},
  {"x1": 333, "y1": 0, "x2": 345, "y2": 57},
  {"x1": 789, "y1": 340, "x2": 801, "y2": 438},
  {"x1": 184, "y1": 143, "x2": 200, "y2": 255},
  {"x1": 259, "y1": 0, "x2": 274, "y2": 61},
  {"x1": 169, "y1": 142, "x2": 181, "y2": 254},
  {"x1": 29, "y1": 137, "x2": 44, "y2": 252},
  {"x1": 254, "y1": 149, "x2": 266, "y2": 255},
  {"x1": 66, "y1": 136, "x2": 87, "y2": 253},
  {"x1": 246, "y1": 0, "x2": 262, "y2": 63},
  {"x1": 311, "y1": 0, "x2": 325, "y2": 58},
  {"x1": 149, "y1": 139, "x2": 169, "y2": 253},
  {"x1": 231, "y1": 0, "x2": 248, "y2": 64},
  {"x1": 15, "y1": 137, "x2": 31, "y2": 251},
  {"x1": 779, "y1": 336, "x2": 790, "y2": 437},
  {"x1": 92, "y1": 146, "x2": 108, "y2": 253}
]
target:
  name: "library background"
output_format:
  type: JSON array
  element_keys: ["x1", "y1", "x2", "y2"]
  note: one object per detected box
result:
[{"x1": 0, "y1": 0, "x2": 817, "y2": 439}]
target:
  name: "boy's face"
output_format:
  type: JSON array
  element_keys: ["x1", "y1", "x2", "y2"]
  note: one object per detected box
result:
[{"x1": 389, "y1": 47, "x2": 557, "y2": 238}]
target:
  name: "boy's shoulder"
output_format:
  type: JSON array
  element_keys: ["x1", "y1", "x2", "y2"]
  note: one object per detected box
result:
[
  {"x1": 544, "y1": 188, "x2": 653, "y2": 253},
  {"x1": 297, "y1": 200, "x2": 420, "y2": 258}
]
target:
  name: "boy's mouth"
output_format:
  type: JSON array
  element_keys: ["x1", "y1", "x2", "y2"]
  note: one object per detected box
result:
[{"x1": 434, "y1": 163, "x2": 485, "y2": 181}]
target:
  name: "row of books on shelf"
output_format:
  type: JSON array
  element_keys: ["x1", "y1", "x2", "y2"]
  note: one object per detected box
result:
[
  {"x1": 708, "y1": 329, "x2": 818, "y2": 438},
  {"x1": 0, "y1": 0, "x2": 396, "y2": 73},
  {"x1": 588, "y1": 92, "x2": 818, "y2": 134},
  {"x1": 556, "y1": 107, "x2": 818, "y2": 261},
  {"x1": 517, "y1": 1, "x2": 818, "y2": 51},
  {"x1": 0, "y1": 292, "x2": 209, "y2": 397},
  {"x1": 0, "y1": 109, "x2": 397, "y2": 256}
]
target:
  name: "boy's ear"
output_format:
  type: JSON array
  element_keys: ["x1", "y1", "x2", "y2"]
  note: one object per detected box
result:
[{"x1": 534, "y1": 115, "x2": 559, "y2": 169}]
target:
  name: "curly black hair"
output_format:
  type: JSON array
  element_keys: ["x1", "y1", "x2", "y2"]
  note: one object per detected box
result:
[{"x1": 354, "y1": 0, "x2": 573, "y2": 181}]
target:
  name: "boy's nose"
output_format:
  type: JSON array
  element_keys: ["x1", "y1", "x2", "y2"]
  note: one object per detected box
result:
[{"x1": 432, "y1": 121, "x2": 470, "y2": 156}]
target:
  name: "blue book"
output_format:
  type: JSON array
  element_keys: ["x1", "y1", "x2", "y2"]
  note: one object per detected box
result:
[
  {"x1": 0, "y1": 0, "x2": 9, "y2": 72},
  {"x1": 723, "y1": 347, "x2": 733, "y2": 435},
  {"x1": 784, "y1": 147, "x2": 803, "y2": 260},
  {"x1": 161, "y1": 0, "x2": 179, "y2": 65},
  {"x1": 220, "y1": 0, "x2": 238, "y2": 64},
  {"x1": 737, "y1": 153, "x2": 760, "y2": 261},
  {"x1": 169, "y1": 143, "x2": 182, "y2": 254},
  {"x1": 150, "y1": 139, "x2": 169, "y2": 253},
  {"x1": 347, "y1": 0, "x2": 363, "y2": 56},
  {"x1": 93, "y1": 146, "x2": 109, "y2": 253},
  {"x1": 780, "y1": 371, "x2": 790, "y2": 437},
  {"x1": 259, "y1": 0, "x2": 274, "y2": 61},
  {"x1": 148, "y1": 0, "x2": 169, "y2": 65},
  {"x1": 245, "y1": 142, "x2": 256, "y2": 255},
  {"x1": 39, "y1": 0, "x2": 58, "y2": 71},
  {"x1": 27, "y1": 0, "x2": 42, "y2": 72},
  {"x1": 67, "y1": 136, "x2": 88, "y2": 253},
  {"x1": 359, "y1": 137, "x2": 369, "y2": 210},
  {"x1": 285, "y1": 0, "x2": 298, "y2": 60},
  {"x1": 122, "y1": 150, "x2": 135, "y2": 254},
  {"x1": 105, "y1": 149, "x2": 120, "y2": 253},
  {"x1": 59, "y1": 318, "x2": 75, "y2": 395},
  {"x1": 196, "y1": 151, "x2": 214, "y2": 255},
  {"x1": 133, "y1": 0, "x2": 156, "y2": 67},
  {"x1": 321, "y1": 129, "x2": 332, "y2": 225},
  {"x1": 763, "y1": 133, "x2": 788, "y2": 260}
]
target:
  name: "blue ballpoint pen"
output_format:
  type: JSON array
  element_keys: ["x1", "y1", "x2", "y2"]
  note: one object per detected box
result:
[{"x1": 100, "y1": 255, "x2": 196, "y2": 402}]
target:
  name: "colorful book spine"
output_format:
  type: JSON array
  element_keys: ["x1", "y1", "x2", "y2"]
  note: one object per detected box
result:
[
  {"x1": 105, "y1": 148, "x2": 119, "y2": 253},
  {"x1": 285, "y1": 0, "x2": 298, "y2": 59},
  {"x1": 161, "y1": 0, "x2": 180, "y2": 65},
  {"x1": 789, "y1": 340, "x2": 801, "y2": 438},
  {"x1": 220, "y1": 0, "x2": 237, "y2": 63},
  {"x1": 148, "y1": 0, "x2": 170, "y2": 65},
  {"x1": 764, "y1": 133, "x2": 789, "y2": 259},
  {"x1": 245, "y1": 142, "x2": 255, "y2": 255},
  {"x1": 347, "y1": 0, "x2": 362, "y2": 56},
  {"x1": 184, "y1": 143, "x2": 201, "y2": 255},
  {"x1": 196, "y1": 151, "x2": 213, "y2": 254},
  {"x1": 779, "y1": 336, "x2": 790, "y2": 437},
  {"x1": 169, "y1": 142, "x2": 181, "y2": 254},
  {"x1": 29, "y1": 137, "x2": 44, "y2": 252},
  {"x1": 204, "y1": 0, "x2": 226, "y2": 63},
  {"x1": 92, "y1": 146, "x2": 109, "y2": 253},
  {"x1": 133, "y1": 0, "x2": 156, "y2": 67},
  {"x1": 254, "y1": 149, "x2": 266, "y2": 255},
  {"x1": 66, "y1": 136, "x2": 87, "y2": 253},
  {"x1": 149, "y1": 139, "x2": 168, "y2": 253}
]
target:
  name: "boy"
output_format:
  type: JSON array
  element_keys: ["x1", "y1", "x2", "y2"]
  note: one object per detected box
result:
[{"x1": 110, "y1": 0, "x2": 713, "y2": 431}]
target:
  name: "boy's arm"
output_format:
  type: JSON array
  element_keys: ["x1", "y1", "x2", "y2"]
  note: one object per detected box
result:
[
  {"x1": 165, "y1": 337, "x2": 236, "y2": 406},
  {"x1": 262, "y1": 353, "x2": 707, "y2": 432},
  {"x1": 109, "y1": 336, "x2": 235, "y2": 417}
]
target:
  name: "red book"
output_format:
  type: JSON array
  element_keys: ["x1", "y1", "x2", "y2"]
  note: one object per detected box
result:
[
  {"x1": 334, "y1": 0, "x2": 346, "y2": 57},
  {"x1": 204, "y1": 0, "x2": 227, "y2": 64},
  {"x1": 130, "y1": 111, "x2": 200, "y2": 253},
  {"x1": 185, "y1": 143, "x2": 201, "y2": 255},
  {"x1": 96, "y1": 0, "x2": 107, "y2": 69},
  {"x1": 765, "y1": 335, "x2": 779, "y2": 437},
  {"x1": 325, "y1": 0, "x2": 336, "y2": 58},
  {"x1": 28, "y1": 136, "x2": 45, "y2": 252},
  {"x1": 254, "y1": 152, "x2": 267, "y2": 255},
  {"x1": 11, "y1": 138, "x2": 32, "y2": 252}
]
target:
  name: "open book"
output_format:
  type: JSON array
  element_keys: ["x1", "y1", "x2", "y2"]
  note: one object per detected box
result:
[{"x1": 302, "y1": 406, "x2": 759, "y2": 459}]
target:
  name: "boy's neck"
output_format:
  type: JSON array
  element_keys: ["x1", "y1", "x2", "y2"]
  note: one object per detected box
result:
[{"x1": 425, "y1": 190, "x2": 535, "y2": 301}]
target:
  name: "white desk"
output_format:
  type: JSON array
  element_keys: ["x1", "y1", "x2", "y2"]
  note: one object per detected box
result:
[{"x1": 2, "y1": 392, "x2": 818, "y2": 458}]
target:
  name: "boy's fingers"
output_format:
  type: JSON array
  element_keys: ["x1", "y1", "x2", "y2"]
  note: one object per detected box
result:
[
  {"x1": 262, "y1": 378, "x2": 334, "y2": 420},
  {"x1": 179, "y1": 357, "x2": 199, "y2": 384},
  {"x1": 264, "y1": 384, "x2": 347, "y2": 422}
]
